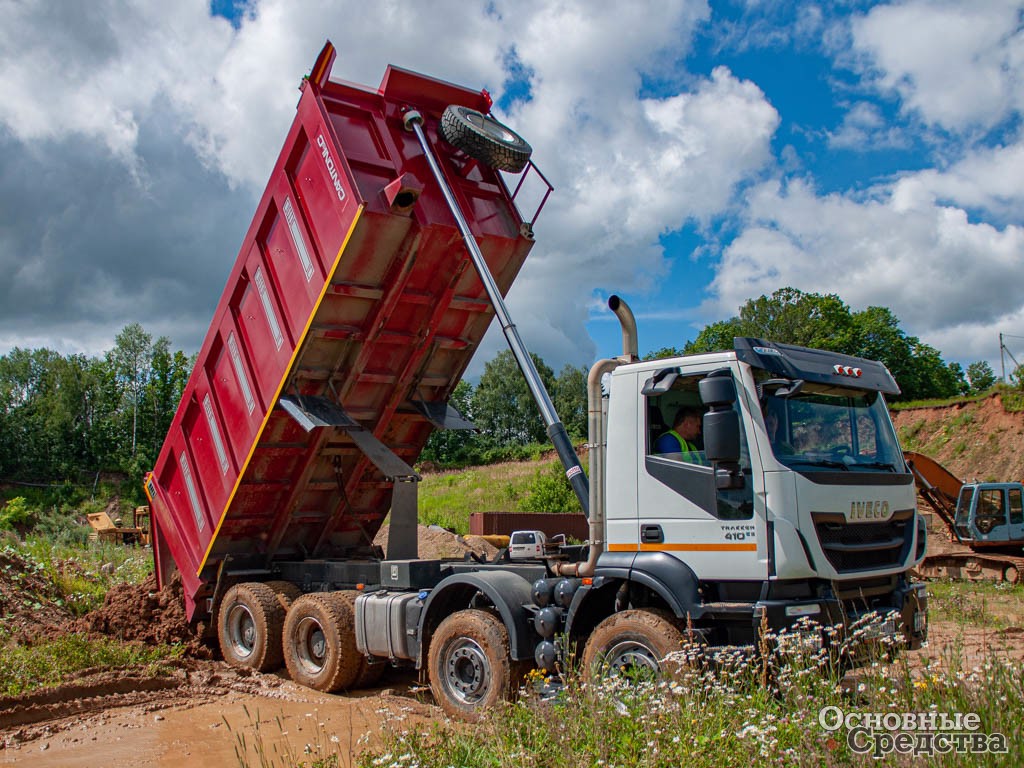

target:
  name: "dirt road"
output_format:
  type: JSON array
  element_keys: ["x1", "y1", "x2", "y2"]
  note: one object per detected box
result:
[{"x1": 1, "y1": 662, "x2": 432, "y2": 767}]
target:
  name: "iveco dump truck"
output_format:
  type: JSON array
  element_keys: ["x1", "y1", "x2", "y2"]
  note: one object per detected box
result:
[{"x1": 145, "y1": 42, "x2": 927, "y2": 718}]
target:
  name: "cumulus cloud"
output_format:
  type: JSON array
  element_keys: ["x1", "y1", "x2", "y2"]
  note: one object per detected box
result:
[
  {"x1": 828, "y1": 101, "x2": 909, "y2": 150},
  {"x1": 1, "y1": 0, "x2": 784, "y2": 370},
  {"x1": 706, "y1": 175, "x2": 1024, "y2": 363},
  {"x1": 851, "y1": 0, "x2": 1024, "y2": 132}
]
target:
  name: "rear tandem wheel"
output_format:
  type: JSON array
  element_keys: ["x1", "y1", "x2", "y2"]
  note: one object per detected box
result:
[
  {"x1": 217, "y1": 582, "x2": 290, "y2": 672},
  {"x1": 282, "y1": 592, "x2": 362, "y2": 692}
]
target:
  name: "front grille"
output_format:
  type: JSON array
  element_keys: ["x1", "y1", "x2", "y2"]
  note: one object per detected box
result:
[{"x1": 812, "y1": 509, "x2": 914, "y2": 573}]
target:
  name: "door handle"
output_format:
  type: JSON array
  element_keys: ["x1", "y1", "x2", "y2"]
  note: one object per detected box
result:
[{"x1": 641, "y1": 524, "x2": 664, "y2": 544}]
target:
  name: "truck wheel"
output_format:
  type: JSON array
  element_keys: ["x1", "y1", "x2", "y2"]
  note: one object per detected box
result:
[
  {"x1": 218, "y1": 582, "x2": 289, "y2": 672},
  {"x1": 264, "y1": 580, "x2": 302, "y2": 606},
  {"x1": 439, "y1": 105, "x2": 532, "y2": 173},
  {"x1": 581, "y1": 609, "x2": 686, "y2": 680},
  {"x1": 428, "y1": 609, "x2": 515, "y2": 719},
  {"x1": 282, "y1": 593, "x2": 361, "y2": 692},
  {"x1": 337, "y1": 590, "x2": 386, "y2": 688}
]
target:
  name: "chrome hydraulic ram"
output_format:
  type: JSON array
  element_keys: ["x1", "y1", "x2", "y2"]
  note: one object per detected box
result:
[{"x1": 403, "y1": 109, "x2": 589, "y2": 516}]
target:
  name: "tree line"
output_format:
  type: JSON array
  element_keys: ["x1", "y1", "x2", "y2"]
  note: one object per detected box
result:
[
  {"x1": 656, "y1": 288, "x2": 999, "y2": 401},
  {"x1": 0, "y1": 324, "x2": 191, "y2": 501},
  {"x1": 0, "y1": 288, "x2": 1007, "y2": 495}
]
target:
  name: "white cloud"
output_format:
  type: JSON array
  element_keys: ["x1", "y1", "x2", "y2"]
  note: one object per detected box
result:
[
  {"x1": 898, "y1": 142, "x2": 1024, "y2": 220},
  {"x1": 706, "y1": 176, "x2": 1024, "y2": 363},
  {"x1": 2, "y1": 0, "x2": 785, "y2": 372},
  {"x1": 851, "y1": 0, "x2": 1024, "y2": 132},
  {"x1": 828, "y1": 101, "x2": 908, "y2": 150}
]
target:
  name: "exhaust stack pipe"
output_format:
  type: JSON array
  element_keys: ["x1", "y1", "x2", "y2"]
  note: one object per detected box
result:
[
  {"x1": 555, "y1": 295, "x2": 639, "y2": 577},
  {"x1": 608, "y1": 295, "x2": 638, "y2": 361}
]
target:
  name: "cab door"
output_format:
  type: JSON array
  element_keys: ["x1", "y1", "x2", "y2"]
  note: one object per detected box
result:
[
  {"x1": 972, "y1": 487, "x2": 1011, "y2": 543},
  {"x1": 635, "y1": 365, "x2": 761, "y2": 581}
]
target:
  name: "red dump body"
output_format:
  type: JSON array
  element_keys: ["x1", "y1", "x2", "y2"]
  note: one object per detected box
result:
[{"x1": 146, "y1": 45, "x2": 534, "y2": 619}]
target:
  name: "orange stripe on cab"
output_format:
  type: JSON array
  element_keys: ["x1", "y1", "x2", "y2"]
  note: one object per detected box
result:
[{"x1": 608, "y1": 542, "x2": 757, "y2": 553}]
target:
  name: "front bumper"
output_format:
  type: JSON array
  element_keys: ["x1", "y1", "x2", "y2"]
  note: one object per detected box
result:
[{"x1": 753, "y1": 581, "x2": 928, "y2": 654}]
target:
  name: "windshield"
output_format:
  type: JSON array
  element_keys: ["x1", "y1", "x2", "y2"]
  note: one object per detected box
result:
[{"x1": 762, "y1": 387, "x2": 906, "y2": 472}]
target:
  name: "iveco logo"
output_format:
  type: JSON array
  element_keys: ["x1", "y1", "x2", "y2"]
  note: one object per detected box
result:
[
  {"x1": 849, "y1": 500, "x2": 891, "y2": 521},
  {"x1": 316, "y1": 133, "x2": 346, "y2": 203}
]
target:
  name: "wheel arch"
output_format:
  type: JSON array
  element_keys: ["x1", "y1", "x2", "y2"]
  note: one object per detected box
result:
[
  {"x1": 418, "y1": 571, "x2": 535, "y2": 666},
  {"x1": 625, "y1": 552, "x2": 702, "y2": 619},
  {"x1": 566, "y1": 553, "x2": 702, "y2": 645}
]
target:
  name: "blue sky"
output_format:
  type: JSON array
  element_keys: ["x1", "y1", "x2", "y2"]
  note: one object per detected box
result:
[{"x1": 2, "y1": 1, "x2": 1023, "y2": 377}]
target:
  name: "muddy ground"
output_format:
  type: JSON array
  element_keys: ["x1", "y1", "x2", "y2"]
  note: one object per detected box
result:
[
  {"x1": 0, "y1": 661, "x2": 433, "y2": 767},
  {"x1": 3, "y1": 517, "x2": 1024, "y2": 765},
  {"x1": 0, "y1": 524, "x2": 497, "y2": 765}
]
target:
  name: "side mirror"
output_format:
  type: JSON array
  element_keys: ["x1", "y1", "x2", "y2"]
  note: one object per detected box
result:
[
  {"x1": 642, "y1": 368, "x2": 679, "y2": 396},
  {"x1": 704, "y1": 409, "x2": 740, "y2": 464},
  {"x1": 699, "y1": 371, "x2": 736, "y2": 406}
]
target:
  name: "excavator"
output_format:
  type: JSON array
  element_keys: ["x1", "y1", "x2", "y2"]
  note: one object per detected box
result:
[{"x1": 907, "y1": 451, "x2": 1024, "y2": 582}]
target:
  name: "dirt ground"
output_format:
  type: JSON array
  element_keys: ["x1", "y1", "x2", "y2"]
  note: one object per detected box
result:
[
  {"x1": 0, "y1": 662, "x2": 434, "y2": 766},
  {"x1": 0, "y1": 524, "x2": 492, "y2": 765},
  {"x1": 5, "y1": 435, "x2": 1024, "y2": 765},
  {"x1": 891, "y1": 393, "x2": 1024, "y2": 482}
]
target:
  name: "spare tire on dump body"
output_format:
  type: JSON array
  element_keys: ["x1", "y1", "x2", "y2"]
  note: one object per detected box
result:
[{"x1": 439, "y1": 105, "x2": 532, "y2": 173}]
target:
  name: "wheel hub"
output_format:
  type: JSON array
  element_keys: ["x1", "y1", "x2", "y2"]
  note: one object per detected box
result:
[
  {"x1": 604, "y1": 640, "x2": 661, "y2": 677},
  {"x1": 295, "y1": 617, "x2": 327, "y2": 674},
  {"x1": 444, "y1": 639, "x2": 489, "y2": 703},
  {"x1": 227, "y1": 604, "x2": 257, "y2": 658}
]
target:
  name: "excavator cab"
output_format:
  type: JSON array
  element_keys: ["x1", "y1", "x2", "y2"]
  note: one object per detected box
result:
[{"x1": 958, "y1": 484, "x2": 1023, "y2": 542}]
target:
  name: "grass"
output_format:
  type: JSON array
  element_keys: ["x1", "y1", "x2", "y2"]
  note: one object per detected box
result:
[
  {"x1": 357, "y1": 617, "x2": 1023, "y2": 767},
  {"x1": 418, "y1": 458, "x2": 561, "y2": 534},
  {"x1": 5, "y1": 534, "x2": 153, "y2": 615},
  {"x1": 0, "y1": 533, "x2": 164, "y2": 697},
  {"x1": 926, "y1": 579, "x2": 1024, "y2": 629},
  {"x1": 0, "y1": 634, "x2": 183, "y2": 697},
  {"x1": 339, "y1": 582, "x2": 1024, "y2": 767}
]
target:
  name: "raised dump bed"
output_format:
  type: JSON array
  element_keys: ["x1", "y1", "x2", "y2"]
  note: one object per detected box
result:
[{"x1": 146, "y1": 43, "x2": 536, "y2": 619}]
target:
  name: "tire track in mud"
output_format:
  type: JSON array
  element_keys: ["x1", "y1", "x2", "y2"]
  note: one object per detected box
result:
[{"x1": 0, "y1": 660, "x2": 297, "y2": 745}]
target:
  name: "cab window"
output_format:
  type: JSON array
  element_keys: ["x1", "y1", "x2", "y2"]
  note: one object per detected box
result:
[
  {"x1": 1010, "y1": 488, "x2": 1023, "y2": 526},
  {"x1": 975, "y1": 489, "x2": 1007, "y2": 534},
  {"x1": 645, "y1": 373, "x2": 706, "y2": 466}
]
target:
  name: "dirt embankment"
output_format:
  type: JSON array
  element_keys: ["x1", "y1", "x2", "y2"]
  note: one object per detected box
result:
[{"x1": 891, "y1": 393, "x2": 1024, "y2": 482}]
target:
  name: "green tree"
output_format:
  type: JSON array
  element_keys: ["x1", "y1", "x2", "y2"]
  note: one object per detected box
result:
[
  {"x1": 553, "y1": 364, "x2": 588, "y2": 441},
  {"x1": 418, "y1": 380, "x2": 482, "y2": 466},
  {"x1": 685, "y1": 287, "x2": 963, "y2": 401},
  {"x1": 966, "y1": 361, "x2": 997, "y2": 393},
  {"x1": 141, "y1": 338, "x2": 192, "y2": 457},
  {"x1": 643, "y1": 345, "x2": 686, "y2": 361},
  {"x1": 108, "y1": 323, "x2": 153, "y2": 456},
  {"x1": 473, "y1": 350, "x2": 556, "y2": 446},
  {"x1": 686, "y1": 288, "x2": 855, "y2": 354}
]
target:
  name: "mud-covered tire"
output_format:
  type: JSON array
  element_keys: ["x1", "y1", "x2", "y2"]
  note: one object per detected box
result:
[
  {"x1": 581, "y1": 609, "x2": 686, "y2": 680},
  {"x1": 282, "y1": 593, "x2": 362, "y2": 692},
  {"x1": 217, "y1": 582, "x2": 289, "y2": 672},
  {"x1": 428, "y1": 609, "x2": 516, "y2": 719},
  {"x1": 439, "y1": 105, "x2": 532, "y2": 173},
  {"x1": 264, "y1": 580, "x2": 303, "y2": 606},
  {"x1": 337, "y1": 590, "x2": 387, "y2": 688}
]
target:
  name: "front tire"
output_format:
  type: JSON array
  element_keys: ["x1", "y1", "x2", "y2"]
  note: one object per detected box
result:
[
  {"x1": 217, "y1": 582, "x2": 289, "y2": 672},
  {"x1": 282, "y1": 593, "x2": 361, "y2": 692},
  {"x1": 428, "y1": 609, "x2": 515, "y2": 719},
  {"x1": 581, "y1": 609, "x2": 686, "y2": 679}
]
